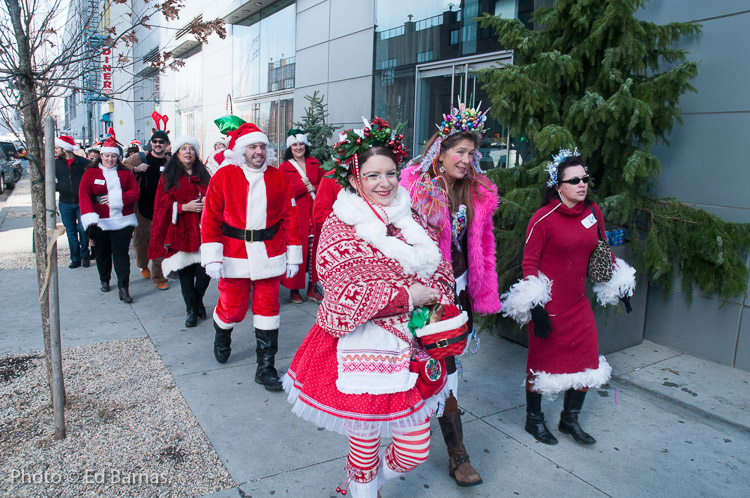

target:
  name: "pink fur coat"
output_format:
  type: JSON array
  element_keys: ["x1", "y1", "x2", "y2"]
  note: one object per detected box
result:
[{"x1": 400, "y1": 164, "x2": 502, "y2": 314}]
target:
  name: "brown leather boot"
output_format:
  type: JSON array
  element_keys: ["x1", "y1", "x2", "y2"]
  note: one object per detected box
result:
[{"x1": 437, "y1": 410, "x2": 483, "y2": 487}]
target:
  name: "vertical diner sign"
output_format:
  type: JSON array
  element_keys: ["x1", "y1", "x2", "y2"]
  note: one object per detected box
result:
[{"x1": 102, "y1": 49, "x2": 113, "y2": 94}]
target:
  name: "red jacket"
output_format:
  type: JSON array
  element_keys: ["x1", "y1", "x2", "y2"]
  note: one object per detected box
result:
[
  {"x1": 149, "y1": 174, "x2": 209, "y2": 276},
  {"x1": 200, "y1": 163, "x2": 302, "y2": 280},
  {"x1": 79, "y1": 166, "x2": 139, "y2": 231}
]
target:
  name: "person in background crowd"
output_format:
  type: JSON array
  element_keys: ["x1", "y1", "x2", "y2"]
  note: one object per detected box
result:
[
  {"x1": 309, "y1": 169, "x2": 342, "y2": 292},
  {"x1": 79, "y1": 133, "x2": 139, "y2": 303},
  {"x1": 501, "y1": 149, "x2": 635, "y2": 446},
  {"x1": 55, "y1": 134, "x2": 92, "y2": 268},
  {"x1": 88, "y1": 146, "x2": 101, "y2": 162},
  {"x1": 206, "y1": 115, "x2": 246, "y2": 176},
  {"x1": 399, "y1": 104, "x2": 501, "y2": 487},
  {"x1": 149, "y1": 136, "x2": 212, "y2": 328},
  {"x1": 123, "y1": 126, "x2": 171, "y2": 290},
  {"x1": 278, "y1": 129, "x2": 325, "y2": 303},
  {"x1": 126, "y1": 139, "x2": 141, "y2": 158},
  {"x1": 201, "y1": 122, "x2": 302, "y2": 391},
  {"x1": 284, "y1": 118, "x2": 452, "y2": 497}
]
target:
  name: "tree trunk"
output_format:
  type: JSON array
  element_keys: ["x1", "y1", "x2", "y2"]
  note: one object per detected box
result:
[{"x1": 7, "y1": 0, "x2": 66, "y2": 427}]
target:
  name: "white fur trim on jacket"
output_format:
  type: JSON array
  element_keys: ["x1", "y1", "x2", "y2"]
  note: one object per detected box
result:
[
  {"x1": 286, "y1": 245, "x2": 303, "y2": 266},
  {"x1": 201, "y1": 242, "x2": 224, "y2": 265},
  {"x1": 415, "y1": 312, "x2": 468, "y2": 338},
  {"x1": 529, "y1": 356, "x2": 612, "y2": 397},
  {"x1": 500, "y1": 272, "x2": 553, "y2": 325},
  {"x1": 98, "y1": 213, "x2": 137, "y2": 231},
  {"x1": 171, "y1": 201, "x2": 179, "y2": 225},
  {"x1": 81, "y1": 212, "x2": 100, "y2": 228},
  {"x1": 162, "y1": 251, "x2": 201, "y2": 279},
  {"x1": 172, "y1": 135, "x2": 201, "y2": 158},
  {"x1": 332, "y1": 186, "x2": 441, "y2": 279},
  {"x1": 593, "y1": 257, "x2": 636, "y2": 306}
]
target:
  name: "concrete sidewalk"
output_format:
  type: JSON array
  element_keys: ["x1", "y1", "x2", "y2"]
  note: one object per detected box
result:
[{"x1": 1, "y1": 175, "x2": 749, "y2": 497}]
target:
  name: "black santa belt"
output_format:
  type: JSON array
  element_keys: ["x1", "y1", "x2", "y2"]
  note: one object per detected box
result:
[{"x1": 221, "y1": 222, "x2": 280, "y2": 242}]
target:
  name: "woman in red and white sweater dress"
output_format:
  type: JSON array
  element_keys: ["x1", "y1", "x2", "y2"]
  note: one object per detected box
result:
[
  {"x1": 502, "y1": 151, "x2": 635, "y2": 446},
  {"x1": 149, "y1": 136, "x2": 211, "y2": 328}
]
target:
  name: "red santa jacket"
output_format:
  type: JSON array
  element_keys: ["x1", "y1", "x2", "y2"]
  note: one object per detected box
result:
[
  {"x1": 200, "y1": 163, "x2": 302, "y2": 280},
  {"x1": 79, "y1": 166, "x2": 140, "y2": 231},
  {"x1": 148, "y1": 174, "x2": 209, "y2": 277}
]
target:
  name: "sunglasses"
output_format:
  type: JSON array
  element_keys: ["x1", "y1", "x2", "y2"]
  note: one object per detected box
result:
[
  {"x1": 559, "y1": 175, "x2": 590, "y2": 185},
  {"x1": 151, "y1": 139, "x2": 166, "y2": 145}
]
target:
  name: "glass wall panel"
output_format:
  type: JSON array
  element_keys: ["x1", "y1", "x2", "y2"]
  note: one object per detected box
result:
[
  {"x1": 233, "y1": 3, "x2": 296, "y2": 99},
  {"x1": 374, "y1": 0, "x2": 534, "y2": 157}
]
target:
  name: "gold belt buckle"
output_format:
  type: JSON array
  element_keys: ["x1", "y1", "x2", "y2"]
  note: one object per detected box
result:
[
  {"x1": 245, "y1": 230, "x2": 254, "y2": 242},
  {"x1": 436, "y1": 338, "x2": 449, "y2": 348}
]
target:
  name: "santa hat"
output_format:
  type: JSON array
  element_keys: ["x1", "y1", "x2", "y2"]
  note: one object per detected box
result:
[
  {"x1": 129, "y1": 139, "x2": 141, "y2": 147},
  {"x1": 55, "y1": 135, "x2": 75, "y2": 152},
  {"x1": 100, "y1": 127, "x2": 123, "y2": 156},
  {"x1": 286, "y1": 128, "x2": 310, "y2": 148},
  {"x1": 172, "y1": 135, "x2": 201, "y2": 158},
  {"x1": 223, "y1": 122, "x2": 275, "y2": 167}
]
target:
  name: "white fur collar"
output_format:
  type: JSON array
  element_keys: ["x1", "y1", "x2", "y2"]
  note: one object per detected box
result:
[{"x1": 333, "y1": 186, "x2": 441, "y2": 278}]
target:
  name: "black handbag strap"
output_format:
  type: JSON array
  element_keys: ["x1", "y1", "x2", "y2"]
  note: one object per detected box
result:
[{"x1": 589, "y1": 204, "x2": 606, "y2": 241}]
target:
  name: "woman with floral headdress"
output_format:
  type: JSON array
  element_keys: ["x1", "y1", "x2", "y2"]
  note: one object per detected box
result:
[
  {"x1": 283, "y1": 118, "x2": 458, "y2": 497},
  {"x1": 399, "y1": 104, "x2": 500, "y2": 487},
  {"x1": 278, "y1": 128, "x2": 326, "y2": 303},
  {"x1": 501, "y1": 150, "x2": 635, "y2": 446}
]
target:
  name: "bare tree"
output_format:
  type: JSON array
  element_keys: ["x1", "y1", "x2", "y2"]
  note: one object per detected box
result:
[{"x1": 0, "y1": 0, "x2": 225, "y2": 438}]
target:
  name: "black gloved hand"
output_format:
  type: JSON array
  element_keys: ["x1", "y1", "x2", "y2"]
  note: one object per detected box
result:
[
  {"x1": 620, "y1": 295, "x2": 633, "y2": 313},
  {"x1": 530, "y1": 305, "x2": 552, "y2": 339},
  {"x1": 85, "y1": 224, "x2": 102, "y2": 241}
]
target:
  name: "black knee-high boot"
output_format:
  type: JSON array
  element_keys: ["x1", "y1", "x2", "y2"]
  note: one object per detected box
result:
[
  {"x1": 179, "y1": 267, "x2": 197, "y2": 327},
  {"x1": 195, "y1": 265, "x2": 210, "y2": 319},
  {"x1": 254, "y1": 328, "x2": 282, "y2": 391},
  {"x1": 525, "y1": 390, "x2": 558, "y2": 445},
  {"x1": 559, "y1": 389, "x2": 596, "y2": 444},
  {"x1": 213, "y1": 320, "x2": 232, "y2": 363}
]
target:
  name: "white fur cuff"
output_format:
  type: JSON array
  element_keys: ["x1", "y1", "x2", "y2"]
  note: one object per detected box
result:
[
  {"x1": 593, "y1": 257, "x2": 636, "y2": 306},
  {"x1": 201, "y1": 242, "x2": 224, "y2": 265},
  {"x1": 500, "y1": 272, "x2": 553, "y2": 325}
]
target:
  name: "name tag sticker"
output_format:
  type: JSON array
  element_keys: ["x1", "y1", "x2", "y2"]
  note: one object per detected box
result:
[
  {"x1": 160, "y1": 166, "x2": 165, "y2": 172},
  {"x1": 581, "y1": 213, "x2": 597, "y2": 229},
  {"x1": 94, "y1": 179, "x2": 105, "y2": 185}
]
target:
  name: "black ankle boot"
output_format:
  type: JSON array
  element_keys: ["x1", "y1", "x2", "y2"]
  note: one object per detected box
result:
[
  {"x1": 559, "y1": 389, "x2": 596, "y2": 445},
  {"x1": 525, "y1": 390, "x2": 558, "y2": 445},
  {"x1": 254, "y1": 328, "x2": 283, "y2": 391},
  {"x1": 118, "y1": 286, "x2": 133, "y2": 303},
  {"x1": 185, "y1": 308, "x2": 197, "y2": 327},
  {"x1": 213, "y1": 320, "x2": 232, "y2": 363}
]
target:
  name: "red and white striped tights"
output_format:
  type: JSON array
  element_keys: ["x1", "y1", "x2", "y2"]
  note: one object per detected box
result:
[{"x1": 347, "y1": 420, "x2": 431, "y2": 481}]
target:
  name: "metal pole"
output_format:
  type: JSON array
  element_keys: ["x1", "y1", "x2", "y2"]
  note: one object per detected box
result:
[{"x1": 44, "y1": 116, "x2": 66, "y2": 439}]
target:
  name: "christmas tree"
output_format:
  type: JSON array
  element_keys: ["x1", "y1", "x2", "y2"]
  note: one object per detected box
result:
[
  {"x1": 478, "y1": 0, "x2": 750, "y2": 330},
  {"x1": 294, "y1": 91, "x2": 337, "y2": 164}
]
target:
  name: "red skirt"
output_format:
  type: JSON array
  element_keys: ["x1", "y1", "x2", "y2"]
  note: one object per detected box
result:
[{"x1": 283, "y1": 323, "x2": 439, "y2": 437}]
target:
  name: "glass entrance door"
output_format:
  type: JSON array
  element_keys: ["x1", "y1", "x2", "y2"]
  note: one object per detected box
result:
[{"x1": 414, "y1": 53, "x2": 525, "y2": 170}]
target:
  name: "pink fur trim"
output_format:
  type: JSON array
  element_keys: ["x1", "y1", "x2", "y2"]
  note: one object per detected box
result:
[{"x1": 400, "y1": 165, "x2": 501, "y2": 314}]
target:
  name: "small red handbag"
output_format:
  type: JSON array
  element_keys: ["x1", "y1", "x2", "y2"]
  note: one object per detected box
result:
[{"x1": 414, "y1": 304, "x2": 470, "y2": 360}]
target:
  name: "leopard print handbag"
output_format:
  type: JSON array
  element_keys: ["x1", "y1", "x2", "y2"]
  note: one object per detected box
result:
[{"x1": 587, "y1": 206, "x2": 613, "y2": 283}]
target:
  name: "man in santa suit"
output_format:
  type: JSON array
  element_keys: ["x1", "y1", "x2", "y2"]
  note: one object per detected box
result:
[{"x1": 201, "y1": 122, "x2": 302, "y2": 391}]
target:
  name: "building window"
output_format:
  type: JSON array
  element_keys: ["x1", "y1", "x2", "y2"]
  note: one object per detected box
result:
[{"x1": 233, "y1": 3, "x2": 296, "y2": 98}]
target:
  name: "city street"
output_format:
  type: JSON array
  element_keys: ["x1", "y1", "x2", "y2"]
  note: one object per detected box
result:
[{"x1": 1, "y1": 171, "x2": 749, "y2": 497}]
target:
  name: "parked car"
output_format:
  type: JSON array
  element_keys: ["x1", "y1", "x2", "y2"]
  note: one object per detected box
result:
[
  {"x1": 0, "y1": 140, "x2": 19, "y2": 161},
  {"x1": 0, "y1": 148, "x2": 17, "y2": 193}
]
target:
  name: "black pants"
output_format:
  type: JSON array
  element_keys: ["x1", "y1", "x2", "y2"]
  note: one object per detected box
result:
[
  {"x1": 95, "y1": 226, "x2": 135, "y2": 288},
  {"x1": 178, "y1": 263, "x2": 211, "y2": 309}
]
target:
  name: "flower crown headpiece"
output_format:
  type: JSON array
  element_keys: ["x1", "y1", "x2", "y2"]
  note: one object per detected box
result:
[
  {"x1": 328, "y1": 116, "x2": 408, "y2": 188},
  {"x1": 437, "y1": 102, "x2": 490, "y2": 138},
  {"x1": 545, "y1": 147, "x2": 582, "y2": 187}
]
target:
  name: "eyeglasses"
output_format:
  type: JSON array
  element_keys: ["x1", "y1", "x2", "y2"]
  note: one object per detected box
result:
[
  {"x1": 361, "y1": 172, "x2": 398, "y2": 181},
  {"x1": 151, "y1": 139, "x2": 166, "y2": 145},
  {"x1": 559, "y1": 175, "x2": 590, "y2": 185}
]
